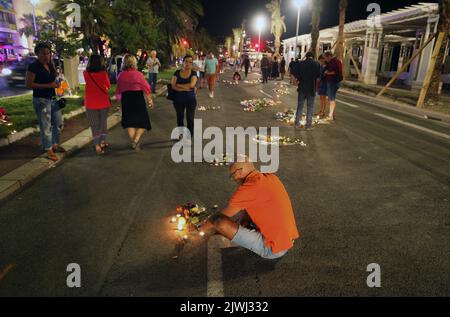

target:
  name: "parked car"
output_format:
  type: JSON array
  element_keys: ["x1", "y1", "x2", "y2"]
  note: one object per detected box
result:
[{"x1": 6, "y1": 55, "x2": 37, "y2": 86}]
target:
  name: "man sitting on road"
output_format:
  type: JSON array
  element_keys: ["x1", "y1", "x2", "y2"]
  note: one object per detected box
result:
[{"x1": 201, "y1": 159, "x2": 299, "y2": 259}]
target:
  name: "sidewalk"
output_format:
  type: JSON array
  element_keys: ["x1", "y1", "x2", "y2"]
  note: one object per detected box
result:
[
  {"x1": 0, "y1": 85, "x2": 167, "y2": 201},
  {"x1": 342, "y1": 81, "x2": 450, "y2": 113},
  {"x1": 340, "y1": 80, "x2": 450, "y2": 121}
]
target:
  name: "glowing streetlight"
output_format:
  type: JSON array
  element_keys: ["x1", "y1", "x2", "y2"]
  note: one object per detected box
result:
[
  {"x1": 292, "y1": 0, "x2": 306, "y2": 58},
  {"x1": 254, "y1": 15, "x2": 267, "y2": 53}
]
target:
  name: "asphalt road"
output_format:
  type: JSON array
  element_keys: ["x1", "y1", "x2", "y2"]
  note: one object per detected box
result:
[{"x1": 0, "y1": 70, "x2": 449, "y2": 296}]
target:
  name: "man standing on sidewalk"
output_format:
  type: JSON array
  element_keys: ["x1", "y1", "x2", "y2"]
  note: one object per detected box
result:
[
  {"x1": 292, "y1": 52, "x2": 321, "y2": 130},
  {"x1": 146, "y1": 50, "x2": 161, "y2": 94},
  {"x1": 205, "y1": 51, "x2": 219, "y2": 98},
  {"x1": 324, "y1": 51, "x2": 343, "y2": 121}
]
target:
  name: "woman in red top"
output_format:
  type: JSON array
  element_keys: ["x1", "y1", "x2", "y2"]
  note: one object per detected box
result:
[{"x1": 83, "y1": 55, "x2": 111, "y2": 155}]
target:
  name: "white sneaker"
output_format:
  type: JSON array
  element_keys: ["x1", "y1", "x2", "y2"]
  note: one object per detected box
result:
[
  {"x1": 209, "y1": 92, "x2": 213, "y2": 98},
  {"x1": 211, "y1": 91, "x2": 214, "y2": 98}
]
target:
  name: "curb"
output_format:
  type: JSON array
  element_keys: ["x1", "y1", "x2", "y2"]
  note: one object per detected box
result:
[
  {"x1": 0, "y1": 86, "x2": 167, "y2": 202},
  {"x1": 338, "y1": 89, "x2": 450, "y2": 124},
  {"x1": 0, "y1": 105, "x2": 88, "y2": 148}
]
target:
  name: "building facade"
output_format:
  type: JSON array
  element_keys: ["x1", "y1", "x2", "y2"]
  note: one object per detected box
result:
[
  {"x1": 0, "y1": 0, "x2": 19, "y2": 62},
  {"x1": 282, "y1": 2, "x2": 449, "y2": 89}
]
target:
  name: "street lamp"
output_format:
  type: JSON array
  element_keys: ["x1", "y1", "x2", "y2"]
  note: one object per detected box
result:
[
  {"x1": 254, "y1": 15, "x2": 266, "y2": 53},
  {"x1": 30, "y1": 0, "x2": 39, "y2": 38},
  {"x1": 293, "y1": 0, "x2": 305, "y2": 59}
]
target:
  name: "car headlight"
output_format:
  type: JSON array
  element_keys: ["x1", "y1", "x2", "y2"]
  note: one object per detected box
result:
[{"x1": 1, "y1": 68, "x2": 12, "y2": 76}]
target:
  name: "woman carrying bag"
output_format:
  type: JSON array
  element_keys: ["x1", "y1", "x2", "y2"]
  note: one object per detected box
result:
[{"x1": 83, "y1": 54, "x2": 111, "y2": 155}]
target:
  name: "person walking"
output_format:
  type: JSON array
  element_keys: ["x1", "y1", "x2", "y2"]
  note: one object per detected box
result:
[
  {"x1": 260, "y1": 54, "x2": 270, "y2": 84},
  {"x1": 205, "y1": 51, "x2": 219, "y2": 98},
  {"x1": 115, "y1": 54, "x2": 153, "y2": 151},
  {"x1": 288, "y1": 58, "x2": 296, "y2": 84},
  {"x1": 317, "y1": 54, "x2": 328, "y2": 118},
  {"x1": 324, "y1": 51, "x2": 343, "y2": 121},
  {"x1": 146, "y1": 50, "x2": 161, "y2": 94},
  {"x1": 198, "y1": 54, "x2": 206, "y2": 89},
  {"x1": 243, "y1": 55, "x2": 251, "y2": 78},
  {"x1": 25, "y1": 42, "x2": 64, "y2": 162},
  {"x1": 83, "y1": 54, "x2": 111, "y2": 155},
  {"x1": 292, "y1": 52, "x2": 321, "y2": 131},
  {"x1": 171, "y1": 55, "x2": 198, "y2": 143},
  {"x1": 280, "y1": 56, "x2": 286, "y2": 81}
]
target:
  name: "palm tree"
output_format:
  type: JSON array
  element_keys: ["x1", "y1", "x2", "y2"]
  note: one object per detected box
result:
[
  {"x1": 310, "y1": 0, "x2": 322, "y2": 59},
  {"x1": 266, "y1": 0, "x2": 286, "y2": 58},
  {"x1": 18, "y1": 14, "x2": 45, "y2": 38},
  {"x1": 149, "y1": 0, "x2": 204, "y2": 61},
  {"x1": 232, "y1": 28, "x2": 243, "y2": 58},
  {"x1": 334, "y1": 0, "x2": 348, "y2": 62},
  {"x1": 428, "y1": 0, "x2": 450, "y2": 104},
  {"x1": 53, "y1": 0, "x2": 113, "y2": 53},
  {"x1": 225, "y1": 36, "x2": 233, "y2": 57}
]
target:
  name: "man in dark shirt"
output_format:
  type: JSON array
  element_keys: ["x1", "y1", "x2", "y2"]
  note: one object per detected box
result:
[
  {"x1": 324, "y1": 51, "x2": 343, "y2": 121},
  {"x1": 292, "y1": 52, "x2": 320, "y2": 130},
  {"x1": 26, "y1": 42, "x2": 64, "y2": 162},
  {"x1": 260, "y1": 55, "x2": 270, "y2": 83}
]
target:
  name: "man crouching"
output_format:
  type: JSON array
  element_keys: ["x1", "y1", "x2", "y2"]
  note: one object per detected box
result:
[{"x1": 200, "y1": 159, "x2": 299, "y2": 259}]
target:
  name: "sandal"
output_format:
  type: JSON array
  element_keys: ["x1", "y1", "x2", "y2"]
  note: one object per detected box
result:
[
  {"x1": 46, "y1": 151, "x2": 59, "y2": 162},
  {"x1": 100, "y1": 142, "x2": 110, "y2": 149},
  {"x1": 53, "y1": 146, "x2": 66, "y2": 153}
]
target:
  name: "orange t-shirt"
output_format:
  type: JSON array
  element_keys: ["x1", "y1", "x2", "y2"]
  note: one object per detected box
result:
[{"x1": 228, "y1": 172, "x2": 299, "y2": 253}]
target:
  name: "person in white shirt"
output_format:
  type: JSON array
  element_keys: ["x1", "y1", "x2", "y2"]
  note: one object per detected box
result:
[{"x1": 146, "y1": 50, "x2": 161, "y2": 94}]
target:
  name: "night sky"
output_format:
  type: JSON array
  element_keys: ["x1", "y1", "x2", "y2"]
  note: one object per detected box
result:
[{"x1": 198, "y1": 0, "x2": 440, "y2": 42}]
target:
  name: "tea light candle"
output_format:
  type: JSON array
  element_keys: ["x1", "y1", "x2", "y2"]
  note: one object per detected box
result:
[
  {"x1": 171, "y1": 217, "x2": 177, "y2": 223},
  {"x1": 199, "y1": 231, "x2": 205, "y2": 237},
  {"x1": 177, "y1": 217, "x2": 186, "y2": 231}
]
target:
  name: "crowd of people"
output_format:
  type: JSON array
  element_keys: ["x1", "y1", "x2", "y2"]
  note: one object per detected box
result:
[{"x1": 24, "y1": 41, "x2": 349, "y2": 261}]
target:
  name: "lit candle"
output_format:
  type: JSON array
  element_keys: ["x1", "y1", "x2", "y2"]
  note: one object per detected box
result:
[
  {"x1": 171, "y1": 217, "x2": 177, "y2": 223},
  {"x1": 183, "y1": 235, "x2": 189, "y2": 240},
  {"x1": 177, "y1": 217, "x2": 186, "y2": 231},
  {"x1": 199, "y1": 231, "x2": 205, "y2": 237}
]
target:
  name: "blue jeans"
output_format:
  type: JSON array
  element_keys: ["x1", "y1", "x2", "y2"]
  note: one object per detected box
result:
[
  {"x1": 295, "y1": 93, "x2": 315, "y2": 128},
  {"x1": 148, "y1": 73, "x2": 158, "y2": 94},
  {"x1": 33, "y1": 97, "x2": 63, "y2": 150},
  {"x1": 232, "y1": 225, "x2": 288, "y2": 259}
]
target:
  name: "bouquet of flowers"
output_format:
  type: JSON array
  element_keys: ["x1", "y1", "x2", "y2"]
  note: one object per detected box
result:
[
  {"x1": 241, "y1": 98, "x2": 277, "y2": 112},
  {"x1": 253, "y1": 134, "x2": 306, "y2": 147}
]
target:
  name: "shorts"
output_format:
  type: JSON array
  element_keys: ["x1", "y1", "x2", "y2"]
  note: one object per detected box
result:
[
  {"x1": 200, "y1": 71, "x2": 206, "y2": 79},
  {"x1": 231, "y1": 226, "x2": 288, "y2": 259},
  {"x1": 206, "y1": 74, "x2": 216, "y2": 87},
  {"x1": 327, "y1": 81, "x2": 340, "y2": 101},
  {"x1": 318, "y1": 81, "x2": 327, "y2": 96}
]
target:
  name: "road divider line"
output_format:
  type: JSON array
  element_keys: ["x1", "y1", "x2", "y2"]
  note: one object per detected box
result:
[
  {"x1": 259, "y1": 90, "x2": 274, "y2": 99},
  {"x1": 336, "y1": 99, "x2": 360, "y2": 108},
  {"x1": 374, "y1": 113, "x2": 450, "y2": 140}
]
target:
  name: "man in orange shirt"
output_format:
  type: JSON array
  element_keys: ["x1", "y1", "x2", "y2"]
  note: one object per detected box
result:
[{"x1": 201, "y1": 160, "x2": 299, "y2": 259}]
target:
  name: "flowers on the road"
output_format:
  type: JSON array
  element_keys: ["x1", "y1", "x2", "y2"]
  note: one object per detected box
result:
[
  {"x1": 241, "y1": 98, "x2": 277, "y2": 112},
  {"x1": 197, "y1": 105, "x2": 221, "y2": 111},
  {"x1": 253, "y1": 134, "x2": 306, "y2": 147},
  {"x1": 273, "y1": 83, "x2": 290, "y2": 96},
  {"x1": 275, "y1": 109, "x2": 296, "y2": 125},
  {"x1": 206, "y1": 153, "x2": 233, "y2": 166}
]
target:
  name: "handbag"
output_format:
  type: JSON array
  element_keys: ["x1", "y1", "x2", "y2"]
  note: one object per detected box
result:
[
  {"x1": 55, "y1": 97, "x2": 67, "y2": 109},
  {"x1": 166, "y1": 83, "x2": 175, "y2": 101}
]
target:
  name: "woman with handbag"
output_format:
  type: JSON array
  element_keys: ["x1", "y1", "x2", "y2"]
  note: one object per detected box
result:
[
  {"x1": 115, "y1": 54, "x2": 153, "y2": 151},
  {"x1": 83, "y1": 54, "x2": 111, "y2": 155}
]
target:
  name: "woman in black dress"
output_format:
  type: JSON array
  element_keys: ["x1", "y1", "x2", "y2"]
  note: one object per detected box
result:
[
  {"x1": 171, "y1": 55, "x2": 198, "y2": 144},
  {"x1": 115, "y1": 54, "x2": 153, "y2": 151}
]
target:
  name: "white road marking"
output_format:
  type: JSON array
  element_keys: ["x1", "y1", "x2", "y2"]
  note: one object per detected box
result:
[
  {"x1": 259, "y1": 90, "x2": 274, "y2": 99},
  {"x1": 336, "y1": 99, "x2": 360, "y2": 108},
  {"x1": 374, "y1": 113, "x2": 450, "y2": 140},
  {"x1": 207, "y1": 235, "x2": 238, "y2": 297}
]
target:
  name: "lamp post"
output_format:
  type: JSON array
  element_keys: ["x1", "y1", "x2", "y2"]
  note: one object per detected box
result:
[
  {"x1": 293, "y1": 0, "x2": 304, "y2": 59},
  {"x1": 254, "y1": 15, "x2": 266, "y2": 53},
  {"x1": 30, "y1": 0, "x2": 39, "y2": 39}
]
